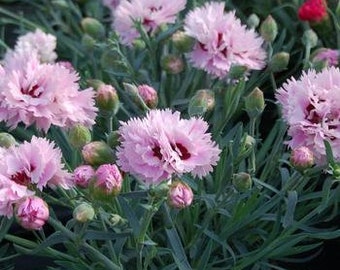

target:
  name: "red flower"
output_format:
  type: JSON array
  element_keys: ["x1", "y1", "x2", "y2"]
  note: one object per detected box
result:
[{"x1": 298, "y1": 0, "x2": 328, "y2": 22}]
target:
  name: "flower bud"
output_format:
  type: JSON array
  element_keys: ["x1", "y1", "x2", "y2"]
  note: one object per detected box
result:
[
  {"x1": 298, "y1": 0, "x2": 328, "y2": 22},
  {"x1": 171, "y1": 30, "x2": 194, "y2": 53},
  {"x1": 161, "y1": 55, "x2": 184, "y2": 74},
  {"x1": 167, "y1": 181, "x2": 193, "y2": 209},
  {"x1": 86, "y1": 79, "x2": 104, "y2": 90},
  {"x1": 247, "y1": 13, "x2": 260, "y2": 29},
  {"x1": 109, "y1": 214, "x2": 127, "y2": 227},
  {"x1": 15, "y1": 196, "x2": 49, "y2": 230},
  {"x1": 82, "y1": 141, "x2": 115, "y2": 167},
  {"x1": 188, "y1": 89, "x2": 215, "y2": 116},
  {"x1": 91, "y1": 164, "x2": 123, "y2": 199},
  {"x1": 123, "y1": 82, "x2": 152, "y2": 110},
  {"x1": 68, "y1": 124, "x2": 92, "y2": 149},
  {"x1": 137, "y1": 84, "x2": 158, "y2": 109},
  {"x1": 302, "y1": 29, "x2": 318, "y2": 48},
  {"x1": 81, "y1": 17, "x2": 105, "y2": 40},
  {"x1": 81, "y1": 34, "x2": 96, "y2": 51},
  {"x1": 232, "y1": 172, "x2": 252, "y2": 192},
  {"x1": 228, "y1": 65, "x2": 248, "y2": 81},
  {"x1": 269, "y1": 52, "x2": 290, "y2": 73},
  {"x1": 244, "y1": 87, "x2": 265, "y2": 118},
  {"x1": 311, "y1": 48, "x2": 339, "y2": 67},
  {"x1": 106, "y1": 130, "x2": 120, "y2": 149},
  {"x1": 96, "y1": 84, "x2": 120, "y2": 114},
  {"x1": 260, "y1": 15, "x2": 278, "y2": 42},
  {"x1": 73, "y1": 202, "x2": 95, "y2": 223},
  {"x1": 73, "y1": 165, "x2": 95, "y2": 188},
  {"x1": 290, "y1": 146, "x2": 314, "y2": 171},
  {"x1": 0, "y1": 132, "x2": 16, "y2": 148}
]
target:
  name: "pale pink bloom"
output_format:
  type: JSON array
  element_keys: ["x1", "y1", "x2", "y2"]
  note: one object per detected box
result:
[
  {"x1": 15, "y1": 196, "x2": 49, "y2": 230},
  {"x1": 116, "y1": 109, "x2": 221, "y2": 185},
  {"x1": 312, "y1": 48, "x2": 339, "y2": 67},
  {"x1": 113, "y1": 0, "x2": 186, "y2": 46},
  {"x1": 137, "y1": 84, "x2": 158, "y2": 108},
  {"x1": 57, "y1": 61, "x2": 76, "y2": 73},
  {"x1": 94, "y1": 164, "x2": 123, "y2": 194},
  {"x1": 184, "y1": 2, "x2": 266, "y2": 78},
  {"x1": 0, "y1": 174, "x2": 34, "y2": 218},
  {"x1": 73, "y1": 165, "x2": 95, "y2": 188},
  {"x1": 168, "y1": 181, "x2": 193, "y2": 209},
  {"x1": 0, "y1": 136, "x2": 73, "y2": 190},
  {"x1": 276, "y1": 67, "x2": 340, "y2": 164},
  {"x1": 0, "y1": 51, "x2": 97, "y2": 132},
  {"x1": 7, "y1": 28, "x2": 57, "y2": 63}
]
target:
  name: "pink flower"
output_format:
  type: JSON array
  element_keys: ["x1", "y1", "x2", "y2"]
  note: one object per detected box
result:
[
  {"x1": 6, "y1": 28, "x2": 57, "y2": 63},
  {"x1": 15, "y1": 196, "x2": 49, "y2": 230},
  {"x1": 94, "y1": 164, "x2": 123, "y2": 195},
  {"x1": 312, "y1": 48, "x2": 339, "y2": 67},
  {"x1": 0, "y1": 51, "x2": 97, "y2": 132},
  {"x1": 73, "y1": 165, "x2": 95, "y2": 188},
  {"x1": 184, "y1": 2, "x2": 266, "y2": 78},
  {"x1": 137, "y1": 84, "x2": 158, "y2": 108},
  {"x1": 116, "y1": 109, "x2": 221, "y2": 185},
  {"x1": 0, "y1": 136, "x2": 73, "y2": 190},
  {"x1": 275, "y1": 67, "x2": 340, "y2": 164},
  {"x1": 0, "y1": 174, "x2": 34, "y2": 218},
  {"x1": 113, "y1": 0, "x2": 186, "y2": 46},
  {"x1": 167, "y1": 181, "x2": 193, "y2": 209}
]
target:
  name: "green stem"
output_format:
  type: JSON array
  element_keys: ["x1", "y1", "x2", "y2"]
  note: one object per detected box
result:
[{"x1": 248, "y1": 117, "x2": 257, "y2": 175}]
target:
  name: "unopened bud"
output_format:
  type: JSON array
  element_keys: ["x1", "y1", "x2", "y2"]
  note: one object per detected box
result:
[
  {"x1": 232, "y1": 172, "x2": 252, "y2": 192},
  {"x1": 311, "y1": 48, "x2": 339, "y2": 67},
  {"x1": 73, "y1": 165, "x2": 95, "y2": 188},
  {"x1": 82, "y1": 34, "x2": 96, "y2": 51},
  {"x1": 73, "y1": 202, "x2": 95, "y2": 223},
  {"x1": 96, "y1": 84, "x2": 120, "y2": 114},
  {"x1": 302, "y1": 29, "x2": 318, "y2": 48},
  {"x1": 91, "y1": 164, "x2": 123, "y2": 199},
  {"x1": 15, "y1": 196, "x2": 49, "y2": 230},
  {"x1": 244, "y1": 87, "x2": 265, "y2": 118},
  {"x1": 81, "y1": 141, "x2": 114, "y2": 166},
  {"x1": 123, "y1": 82, "x2": 150, "y2": 110},
  {"x1": 161, "y1": 55, "x2": 184, "y2": 74},
  {"x1": 260, "y1": 15, "x2": 278, "y2": 42},
  {"x1": 228, "y1": 65, "x2": 248, "y2": 81},
  {"x1": 290, "y1": 146, "x2": 314, "y2": 171},
  {"x1": 269, "y1": 52, "x2": 290, "y2": 72},
  {"x1": 68, "y1": 124, "x2": 92, "y2": 149},
  {"x1": 167, "y1": 181, "x2": 194, "y2": 209},
  {"x1": 137, "y1": 84, "x2": 158, "y2": 109},
  {"x1": 247, "y1": 13, "x2": 260, "y2": 29},
  {"x1": 0, "y1": 132, "x2": 16, "y2": 148},
  {"x1": 188, "y1": 89, "x2": 215, "y2": 116},
  {"x1": 81, "y1": 17, "x2": 105, "y2": 40},
  {"x1": 106, "y1": 131, "x2": 120, "y2": 149},
  {"x1": 171, "y1": 30, "x2": 194, "y2": 53},
  {"x1": 109, "y1": 214, "x2": 127, "y2": 227}
]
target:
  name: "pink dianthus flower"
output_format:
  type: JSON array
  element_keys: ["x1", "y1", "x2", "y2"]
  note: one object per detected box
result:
[
  {"x1": 0, "y1": 50, "x2": 97, "y2": 132},
  {"x1": 0, "y1": 136, "x2": 73, "y2": 191},
  {"x1": 116, "y1": 109, "x2": 221, "y2": 185},
  {"x1": 113, "y1": 0, "x2": 186, "y2": 46},
  {"x1": 276, "y1": 67, "x2": 340, "y2": 164},
  {"x1": 184, "y1": 2, "x2": 266, "y2": 79}
]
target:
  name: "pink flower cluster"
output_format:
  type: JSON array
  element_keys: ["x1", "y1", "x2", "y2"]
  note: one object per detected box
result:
[
  {"x1": 0, "y1": 29, "x2": 98, "y2": 132},
  {"x1": 116, "y1": 109, "x2": 221, "y2": 185},
  {"x1": 276, "y1": 67, "x2": 340, "y2": 164},
  {"x1": 184, "y1": 2, "x2": 266, "y2": 79},
  {"x1": 112, "y1": 0, "x2": 186, "y2": 46},
  {"x1": 0, "y1": 136, "x2": 72, "y2": 219}
]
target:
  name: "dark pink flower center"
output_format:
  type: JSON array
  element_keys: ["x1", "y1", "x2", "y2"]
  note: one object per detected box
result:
[
  {"x1": 198, "y1": 33, "x2": 228, "y2": 57},
  {"x1": 305, "y1": 103, "x2": 321, "y2": 124},
  {"x1": 152, "y1": 143, "x2": 191, "y2": 161},
  {"x1": 21, "y1": 84, "x2": 42, "y2": 98},
  {"x1": 10, "y1": 165, "x2": 35, "y2": 186}
]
